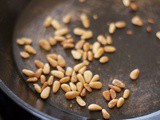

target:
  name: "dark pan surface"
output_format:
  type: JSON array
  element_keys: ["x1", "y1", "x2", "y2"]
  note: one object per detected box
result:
[{"x1": 1, "y1": 0, "x2": 160, "y2": 119}]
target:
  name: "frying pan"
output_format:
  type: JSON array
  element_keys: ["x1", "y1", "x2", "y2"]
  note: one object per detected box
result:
[{"x1": 0, "y1": 0, "x2": 160, "y2": 119}]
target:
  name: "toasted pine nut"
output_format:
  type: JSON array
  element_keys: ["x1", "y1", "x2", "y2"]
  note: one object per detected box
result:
[
  {"x1": 94, "y1": 48, "x2": 104, "y2": 58},
  {"x1": 51, "y1": 19, "x2": 61, "y2": 30},
  {"x1": 17, "y1": 38, "x2": 25, "y2": 45},
  {"x1": 115, "y1": 21, "x2": 126, "y2": 28},
  {"x1": 97, "y1": 35, "x2": 108, "y2": 45},
  {"x1": 76, "y1": 82, "x2": 83, "y2": 93},
  {"x1": 65, "y1": 91, "x2": 79, "y2": 99},
  {"x1": 75, "y1": 40, "x2": 85, "y2": 49},
  {"x1": 63, "y1": 43, "x2": 74, "y2": 49},
  {"x1": 52, "y1": 81, "x2": 60, "y2": 93},
  {"x1": 103, "y1": 90, "x2": 110, "y2": 101},
  {"x1": 54, "y1": 36, "x2": 66, "y2": 42},
  {"x1": 82, "y1": 51, "x2": 88, "y2": 61},
  {"x1": 33, "y1": 84, "x2": 42, "y2": 93},
  {"x1": 56, "y1": 66, "x2": 65, "y2": 73},
  {"x1": 81, "y1": 30, "x2": 93, "y2": 40},
  {"x1": 104, "y1": 46, "x2": 116, "y2": 53},
  {"x1": 71, "y1": 50, "x2": 82, "y2": 60},
  {"x1": 24, "y1": 45, "x2": 36, "y2": 54},
  {"x1": 102, "y1": 109, "x2": 110, "y2": 120},
  {"x1": 122, "y1": 0, "x2": 130, "y2": 7},
  {"x1": 110, "y1": 89, "x2": 116, "y2": 99},
  {"x1": 84, "y1": 70, "x2": 93, "y2": 83},
  {"x1": 55, "y1": 28, "x2": 69, "y2": 36},
  {"x1": 73, "y1": 28, "x2": 85, "y2": 36},
  {"x1": 88, "y1": 104, "x2": 102, "y2": 111},
  {"x1": 78, "y1": 66, "x2": 87, "y2": 74},
  {"x1": 63, "y1": 13, "x2": 72, "y2": 24},
  {"x1": 21, "y1": 38, "x2": 32, "y2": 45},
  {"x1": 74, "y1": 62, "x2": 86, "y2": 72},
  {"x1": 99, "y1": 56, "x2": 109, "y2": 63},
  {"x1": 60, "y1": 76, "x2": 70, "y2": 83},
  {"x1": 41, "y1": 82, "x2": 48, "y2": 91},
  {"x1": 20, "y1": 51, "x2": 30, "y2": 58},
  {"x1": 91, "y1": 74, "x2": 99, "y2": 82},
  {"x1": 46, "y1": 56, "x2": 57, "y2": 67},
  {"x1": 66, "y1": 67, "x2": 73, "y2": 76},
  {"x1": 76, "y1": 96, "x2": 86, "y2": 106},
  {"x1": 61, "y1": 84, "x2": 71, "y2": 92},
  {"x1": 89, "y1": 82, "x2": 102, "y2": 89},
  {"x1": 51, "y1": 70, "x2": 64, "y2": 79},
  {"x1": 84, "y1": 83, "x2": 92, "y2": 92},
  {"x1": 130, "y1": 69, "x2": 140, "y2": 80},
  {"x1": 108, "y1": 84, "x2": 121, "y2": 92},
  {"x1": 112, "y1": 79, "x2": 125, "y2": 88},
  {"x1": 43, "y1": 63, "x2": 50, "y2": 74},
  {"x1": 47, "y1": 76, "x2": 54, "y2": 85},
  {"x1": 39, "y1": 39, "x2": 51, "y2": 51},
  {"x1": 92, "y1": 42, "x2": 100, "y2": 54},
  {"x1": 88, "y1": 51, "x2": 93, "y2": 61},
  {"x1": 69, "y1": 82, "x2": 77, "y2": 91},
  {"x1": 130, "y1": 3, "x2": 138, "y2": 11},
  {"x1": 46, "y1": 54, "x2": 58, "y2": 60},
  {"x1": 117, "y1": 97, "x2": 125, "y2": 108},
  {"x1": 71, "y1": 71, "x2": 77, "y2": 83},
  {"x1": 35, "y1": 68, "x2": 43, "y2": 78},
  {"x1": 48, "y1": 37, "x2": 57, "y2": 46},
  {"x1": 40, "y1": 86, "x2": 50, "y2": 99},
  {"x1": 109, "y1": 22, "x2": 116, "y2": 34},
  {"x1": 44, "y1": 16, "x2": 52, "y2": 27},
  {"x1": 22, "y1": 69, "x2": 35, "y2": 77},
  {"x1": 34, "y1": 60, "x2": 44, "y2": 68},
  {"x1": 123, "y1": 89, "x2": 130, "y2": 99},
  {"x1": 106, "y1": 36, "x2": 113, "y2": 44},
  {"x1": 80, "y1": 13, "x2": 90, "y2": 28},
  {"x1": 40, "y1": 75, "x2": 46, "y2": 84},
  {"x1": 131, "y1": 16, "x2": 143, "y2": 26},
  {"x1": 108, "y1": 99, "x2": 118, "y2": 108},
  {"x1": 77, "y1": 74, "x2": 85, "y2": 84},
  {"x1": 80, "y1": 88, "x2": 86, "y2": 97},
  {"x1": 83, "y1": 42, "x2": 90, "y2": 52},
  {"x1": 27, "y1": 77, "x2": 38, "y2": 82},
  {"x1": 57, "y1": 55, "x2": 66, "y2": 67}
]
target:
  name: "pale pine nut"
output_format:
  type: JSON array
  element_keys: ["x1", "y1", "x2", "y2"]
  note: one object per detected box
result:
[
  {"x1": 82, "y1": 51, "x2": 88, "y2": 61},
  {"x1": 60, "y1": 76, "x2": 70, "y2": 83},
  {"x1": 83, "y1": 42, "x2": 90, "y2": 52},
  {"x1": 108, "y1": 84, "x2": 121, "y2": 92},
  {"x1": 41, "y1": 82, "x2": 48, "y2": 91},
  {"x1": 51, "y1": 70, "x2": 64, "y2": 79},
  {"x1": 27, "y1": 77, "x2": 38, "y2": 82},
  {"x1": 94, "y1": 48, "x2": 104, "y2": 58},
  {"x1": 106, "y1": 36, "x2": 113, "y2": 44},
  {"x1": 91, "y1": 74, "x2": 99, "y2": 82},
  {"x1": 78, "y1": 66, "x2": 87, "y2": 74},
  {"x1": 131, "y1": 16, "x2": 143, "y2": 26},
  {"x1": 57, "y1": 55, "x2": 66, "y2": 67},
  {"x1": 84, "y1": 70, "x2": 93, "y2": 83},
  {"x1": 75, "y1": 39, "x2": 85, "y2": 49},
  {"x1": 89, "y1": 82, "x2": 102, "y2": 89},
  {"x1": 69, "y1": 82, "x2": 77, "y2": 91},
  {"x1": 39, "y1": 39, "x2": 51, "y2": 51},
  {"x1": 130, "y1": 69, "x2": 140, "y2": 80},
  {"x1": 122, "y1": 0, "x2": 130, "y2": 7},
  {"x1": 65, "y1": 91, "x2": 79, "y2": 99},
  {"x1": 40, "y1": 86, "x2": 50, "y2": 99},
  {"x1": 33, "y1": 84, "x2": 42, "y2": 93},
  {"x1": 43, "y1": 63, "x2": 50, "y2": 74},
  {"x1": 88, "y1": 104, "x2": 102, "y2": 111},
  {"x1": 109, "y1": 22, "x2": 116, "y2": 34},
  {"x1": 104, "y1": 46, "x2": 116, "y2": 53},
  {"x1": 48, "y1": 37, "x2": 57, "y2": 46},
  {"x1": 22, "y1": 69, "x2": 34, "y2": 77},
  {"x1": 61, "y1": 84, "x2": 71, "y2": 92},
  {"x1": 24, "y1": 45, "x2": 36, "y2": 54},
  {"x1": 34, "y1": 60, "x2": 44, "y2": 68},
  {"x1": 73, "y1": 28, "x2": 85, "y2": 36},
  {"x1": 40, "y1": 75, "x2": 46, "y2": 84},
  {"x1": 20, "y1": 51, "x2": 30, "y2": 59},
  {"x1": 55, "y1": 28, "x2": 69, "y2": 36},
  {"x1": 52, "y1": 81, "x2": 60, "y2": 93},
  {"x1": 81, "y1": 30, "x2": 93, "y2": 40},
  {"x1": 71, "y1": 50, "x2": 82, "y2": 60},
  {"x1": 156, "y1": 31, "x2": 160, "y2": 39},
  {"x1": 102, "y1": 109, "x2": 110, "y2": 120},
  {"x1": 63, "y1": 43, "x2": 74, "y2": 49},
  {"x1": 57, "y1": 66, "x2": 65, "y2": 73},
  {"x1": 63, "y1": 13, "x2": 72, "y2": 24},
  {"x1": 54, "y1": 36, "x2": 66, "y2": 42},
  {"x1": 117, "y1": 97, "x2": 125, "y2": 108},
  {"x1": 46, "y1": 54, "x2": 58, "y2": 60},
  {"x1": 112, "y1": 79, "x2": 125, "y2": 88},
  {"x1": 51, "y1": 19, "x2": 61, "y2": 30},
  {"x1": 110, "y1": 89, "x2": 116, "y2": 99},
  {"x1": 88, "y1": 51, "x2": 93, "y2": 61},
  {"x1": 77, "y1": 74, "x2": 85, "y2": 84},
  {"x1": 92, "y1": 42, "x2": 100, "y2": 54},
  {"x1": 47, "y1": 76, "x2": 54, "y2": 85},
  {"x1": 80, "y1": 88, "x2": 86, "y2": 97},
  {"x1": 46, "y1": 56, "x2": 58, "y2": 67},
  {"x1": 44, "y1": 16, "x2": 52, "y2": 27},
  {"x1": 108, "y1": 99, "x2": 118, "y2": 108},
  {"x1": 71, "y1": 71, "x2": 77, "y2": 83},
  {"x1": 84, "y1": 83, "x2": 92, "y2": 92},
  {"x1": 102, "y1": 90, "x2": 110, "y2": 101},
  {"x1": 115, "y1": 21, "x2": 126, "y2": 28},
  {"x1": 17, "y1": 38, "x2": 25, "y2": 45},
  {"x1": 74, "y1": 62, "x2": 86, "y2": 72},
  {"x1": 123, "y1": 89, "x2": 130, "y2": 99},
  {"x1": 99, "y1": 56, "x2": 109, "y2": 63},
  {"x1": 35, "y1": 68, "x2": 43, "y2": 78},
  {"x1": 22, "y1": 38, "x2": 32, "y2": 45},
  {"x1": 97, "y1": 35, "x2": 107, "y2": 45},
  {"x1": 76, "y1": 96, "x2": 86, "y2": 106},
  {"x1": 66, "y1": 67, "x2": 73, "y2": 76},
  {"x1": 80, "y1": 13, "x2": 90, "y2": 28},
  {"x1": 76, "y1": 82, "x2": 83, "y2": 93}
]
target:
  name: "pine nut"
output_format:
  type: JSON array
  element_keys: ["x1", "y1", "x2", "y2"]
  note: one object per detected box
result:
[
  {"x1": 57, "y1": 66, "x2": 65, "y2": 73},
  {"x1": 40, "y1": 86, "x2": 50, "y2": 99},
  {"x1": 17, "y1": 38, "x2": 25, "y2": 45},
  {"x1": 108, "y1": 99, "x2": 118, "y2": 108},
  {"x1": 123, "y1": 89, "x2": 130, "y2": 99},
  {"x1": 51, "y1": 19, "x2": 61, "y2": 30},
  {"x1": 66, "y1": 67, "x2": 73, "y2": 76},
  {"x1": 34, "y1": 60, "x2": 44, "y2": 68},
  {"x1": 110, "y1": 89, "x2": 116, "y2": 99},
  {"x1": 77, "y1": 74, "x2": 85, "y2": 84},
  {"x1": 92, "y1": 42, "x2": 100, "y2": 54},
  {"x1": 83, "y1": 42, "x2": 90, "y2": 52},
  {"x1": 24, "y1": 45, "x2": 36, "y2": 54},
  {"x1": 47, "y1": 76, "x2": 54, "y2": 85},
  {"x1": 27, "y1": 77, "x2": 38, "y2": 82},
  {"x1": 51, "y1": 70, "x2": 64, "y2": 78},
  {"x1": 63, "y1": 13, "x2": 72, "y2": 24},
  {"x1": 99, "y1": 56, "x2": 109, "y2": 63},
  {"x1": 60, "y1": 76, "x2": 70, "y2": 83},
  {"x1": 130, "y1": 3, "x2": 138, "y2": 12},
  {"x1": 148, "y1": 18, "x2": 154, "y2": 24},
  {"x1": 33, "y1": 84, "x2": 42, "y2": 93},
  {"x1": 41, "y1": 82, "x2": 48, "y2": 91},
  {"x1": 52, "y1": 81, "x2": 60, "y2": 93},
  {"x1": 103, "y1": 90, "x2": 110, "y2": 101},
  {"x1": 71, "y1": 50, "x2": 82, "y2": 60},
  {"x1": 84, "y1": 83, "x2": 92, "y2": 92},
  {"x1": 106, "y1": 36, "x2": 113, "y2": 44},
  {"x1": 48, "y1": 37, "x2": 57, "y2": 46},
  {"x1": 88, "y1": 51, "x2": 93, "y2": 61},
  {"x1": 43, "y1": 63, "x2": 50, "y2": 74},
  {"x1": 22, "y1": 38, "x2": 32, "y2": 45},
  {"x1": 35, "y1": 68, "x2": 43, "y2": 78},
  {"x1": 46, "y1": 56, "x2": 57, "y2": 67},
  {"x1": 44, "y1": 16, "x2": 52, "y2": 27},
  {"x1": 75, "y1": 39, "x2": 85, "y2": 49},
  {"x1": 109, "y1": 22, "x2": 116, "y2": 34},
  {"x1": 108, "y1": 84, "x2": 121, "y2": 92},
  {"x1": 115, "y1": 21, "x2": 126, "y2": 28},
  {"x1": 89, "y1": 82, "x2": 102, "y2": 89},
  {"x1": 117, "y1": 97, "x2": 125, "y2": 108},
  {"x1": 73, "y1": 28, "x2": 85, "y2": 36},
  {"x1": 63, "y1": 43, "x2": 74, "y2": 49},
  {"x1": 82, "y1": 51, "x2": 88, "y2": 61},
  {"x1": 80, "y1": 13, "x2": 90, "y2": 28},
  {"x1": 80, "y1": 88, "x2": 86, "y2": 97},
  {"x1": 71, "y1": 71, "x2": 77, "y2": 83},
  {"x1": 91, "y1": 74, "x2": 99, "y2": 82},
  {"x1": 131, "y1": 16, "x2": 143, "y2": 26},
  {"x1": 79, "y1": 66, "x2": 87, "y2": 74},
  {"x1": 20, "y1": 51, "x2": 30, "y2": 59},
  {"x1": 97, "y1": 35, "x2": 107, "y2": 45},
  {"x1": 22, "y1": 69, "x2": 34, "y2": 77},
  {"x1": 93, "y1": 14, "x2": 98, "y2": 20},
  {"x1": 104, "y1": 46, "x2": 116, "y2": 53},
  {"x1": 94, "y1": 48, "x2": 104, "y2": 58},
  {"x1": 69, "y1": 82, "x2": 77, "y2": 91},
  {"x1": 57, "y1": 55, "x2": 66, "y2": 67},
  {"x1": 40, "y1": 75, "x2": 46, "y2": 84},
  {"x1": 55, "y1": 28, "x2": 69, "y2": 36},
  {"x1": 84, "y1": 70, "x2": 92, "y2": 83},
  {"x1": 65, "y1": 91, "x2": 79, "y2": 99},
  {"x1": 81, "y1": 30, "x2": 93, "y2": 40},
  {"x1": 54, "y1": 36, "x2": 66, "y2": 42},
  {"x1": 39, "y1": 39, "x2": 51, "y2": 51},
  {"x1": 46, "y1": 54, "x2": 57, "y2": 60},
  {"x1": 61, "y1": 84, "x2": 71, "y2": 92},
  {"x1": 88, "y1": 104, "x2": 102, "y2": 111},
  {"x1": 146, "y1": 26, "x2": 152, "y2": 33},
  {"x1": 122, "y1": 0, "x2": 130, "y2": 7},
  {"x1": 74, "y1": 62, "x2": 86, "y2": 72},
  {"x1": 76, "y1": 96, "x2": 86, "y2": 106},
  {"x1": 130, "y1": 69, "x2": 140, "y2": 80},
  {"x1": 102, "y1": 109, "x2": 110, "y2": 120},
  {"x1": 76, "y1": 82, "x2": 83, "y2": 93},
  {"x1": 112, "y1": 79, "x2": 125, "y2": 88}
]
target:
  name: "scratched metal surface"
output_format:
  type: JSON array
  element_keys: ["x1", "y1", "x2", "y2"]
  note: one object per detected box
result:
[{"x1": 6, "y1": 0, "x2": 160, "y2": 119}]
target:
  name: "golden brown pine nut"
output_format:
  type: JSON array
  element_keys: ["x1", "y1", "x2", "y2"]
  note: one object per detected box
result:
[
  {"x1": 46, "y1": 56, "x2": 58, "y2": 67},
  {"x1": 39, "y1": 39, "x2": 51, "y2": 51},
  {"x1": 40, "y1": 75, "x2": 46, "y2": 84},
  {"x1": 69, "y1": 82, "x2": 77, "y2": 91},
  {"x1": 20, "y1": 51, "x2": 30, "y2": 59},
  {"x1": 130, "y1": 69, "x2": 140, "y2": 80},
  {"x1": 43, "y1": 63, "x2": 50, "y2": 74},
  {"x1": 80, "y1": 88, "x2": 86, "y2": 97},
  {"x1": 65, "y1": 91, "x2": 79, "y2": 99},
  {"x1": 63, "y1": 43, "x2": 74, "y2": 49},
  {"x1": 84, "y1": 70, "x2": 93, "y2": 83},
  {"x1": 54, "y1": 36, "x2": 66, "y2": 42},
  {"x1": 88, "y1": 51, "x2": 93, "y2": 61},
  {"x1": 40, "y1": 86, "x2": 50, "y2": 99},
  {"x1": 108, "y1": 99, "x2": 118, "y2": 108},
  {"x1": 51, "y1": 70, "x2": 64, "y2": 79},
  {"x1": 44, "y1": 16, "x2": 52, "y2": 27},
  {"x1": 91, "y1": 74, "x2": 99, "y2": 82},
  {"x1": 46, "y1": 54, "x2": 58, "y2": 60},
  {"x1": 22, "y1": 69, "x2": 35, "y2": 77},
  {"x1": 51, "y1": 19, "x2": 61, "y2": 30},
  {"x1": 60, "y1": 76, "x2": 70, "y2": 83},
  {"x1": 71, "y1": 71, "x2": 77, "y2": 83},
  {"x1": 81, "y1": 30, "x2": 93, "y2": 40},
  {"x1": 55, "y1": 28, "x2": 69, "y2": 36},
  {"x1": 63, "y1": 13, "x2": 72, "y2": 24},
  {"x1": 88, "y1": 104, "x2": 102, "y2": 111},
  {"x1": 123, "y1": 89, "x2": 130, "y2": 99},
  {"x1": 77, "y1": 74, "x2": 85, "y2": 84},
  {"x1": 56, "y1": 66, "x2": 65, "y2": 73},
  {"x1": 131, "y1": 16, "x2": 143, "y2": 26},
  {"x1": 73, "y1": 28, "x2": 85, "y2": 36},
  {"x1": 76, "y1": 82, "x2": 83, "y2": 93},
  {"x1": 82, "y1": 51, "x2": 88, "y2": 61},
  {"x1": 57, "y1": 55, "x2": 66, "y2": 67},
  {"x1": 106, "y1": 35, "x2": 113, "y2": 44},
  {"x1": 102, "y1": 109, "x2": 110, "y2": 119},
  {"x1": 84, "y1": 83, "x2": 92, "y2": 92},
  {"x1": 94, "y1": 48, "x2": 104, "y2": 58},
  {"x1": 48, "y1": 37, "x2": 57, "y2": 46},
  {"x1": 78, "y1": 66, "x2": 87, "y2": 74},
  {"x1": 83, "y1": 42, "x2": 90, "y2": 52},
  {"x1": 110, "y1": 89, "x2": 116, "y2": 99},
  {"x1": 104, "y1": 46, "x2": 116, "y2": 53},
  {"x1": 76, "y1": 96, "x2": 86, "y2": 106},
  {"x1": 35, "y1": 68, "x2": 43, "y2": 78},
  {"x1": 112, "y1": 79, "x2": 125, "y2": 88},
  {"x1": 97, "y1": 35, "x2": 108, "y2": 45},
  {"x1": 33, "y1": 84, "x2": 42, "y2": 93},
  {"x1": 89, "y1": 82, "x2": 102, "y2": 89},
  {"x1": 117, "y1": 97, "x2": 125, "y2": 108},
  {"x1": 71, "y1": 50, "x2": 82, "y2": 60},
  {"x1": 16, "y1": 38, "x2": 25, "y2": 45},
  {"x1": 24, "y1": 45, "x2": 36, "y2": 54},
  {"x1": 103, "y1": 90, "x2": 110, "y2": 101},
  {"x1": 75, "y1": 39, "x2": 85, "y2": 49},
  {"x1": 34, "y1": 60, "x2": 44, "y2": 68},
  {"x1": 27, "y1": 77, "x2": 38, "y2": 82},
  {"x1": 115, "y1": 21, "x2": 126, "y2": 28},
  {"x1": 109, "y1": 22, "x2": 116, "y2": 34},
  {"x1": 92, "y1": 42, "x2": 100, "y2": 54},
  {"x1": 41, "y1": 82, "x2": 48, "y2": 91},
  {"x1": 99, "y1": 56, "x2": 109, "y2": 63},
  {"x1": 61, "y1": 84, "x2": 71, "y2": 92},
  {"x1": 66, "y1": 67, "x2": 73, "y2": 76},
  {"x1": 108, "y1": 84, "x2": 121, "y2": 92},
  {"x1": 47, "y1": 76, "x2": 54, "y2": 85},
  {"x1": 52, "y1": 81, "x2": 60, "y2": 93},
  {"x1": 74, "y1": 62, "x2": 86, "y2": 72},
  {"x1": 80, "y1": 13, "x2": 90, "y2": 28}
]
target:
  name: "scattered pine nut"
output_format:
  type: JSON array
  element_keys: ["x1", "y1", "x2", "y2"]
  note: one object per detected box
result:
[
  {"x1": 73, "y1": 28, "x2": 86, "y2": 36},
  {"x1": 57, "y1": 55, "x2": 66, "y2": 67},
  {"x1": 123, "y1": 89, "x2": 130, "y2": 99},
  {"x1": 102, "y1": 109, "x2": 110, "y2": 120},
  {"x1": 109, "y1": 22, "x2": 116, "y2": 34},
  {"x1": 84, "y1": 83, "x2": 92, "y2": 92},
  {"x1": 46, "y1": 54, "x2": 58, "y2": 60},
  {"x1": 27, "y1": 77, "x2": 38, "y2": 82},
  {"x1": 104, "y1": 46, "x2": 116, "y2": 53},
  {"x1": 22, "y1": 38, "x2": 32, "y2": 45},
  {"x1": 75, "y1": 39, "x2": 85, "y2": 49},
  {"x1": 131, "y1": 16, "x2": 143, "y2": 26},
  {"x1": 76, "y1": 96, "x2": 86, "y2": 106},
  {"x1": 44, "y1": 16, "x2": 52, "y2": 27},
  {"x1": 130, "y1": 3, "x2": 138, "y2": 12},
  {"x1": 63, "y1": 13, "x2": 72, "y2": 24},
  {"x1": 54, "y1": 36, "x2": 66, "y2": 42},
  {"x1": 40, "y1": 86, "x2": 50, "y2": 99},
  {"x1": 66, "y1": 67, "x2": 73, "y2": 76},
  {"x1": 17, "y1": 38, "x2": 25, "y2": 45},
  {"x1": 82, "y1": 51, "x2": 88, "y2": 61},
  {"x1": 69, "y1": 82, "x2": 77, "y2": 91},
  {"x1": 83, "y1": 42, "x2": 90, "y2": 52},
  {"x1": 94, "y1": 47, "x2": 104, "y2": 58},
  {"x1": 84, "y1": 70, "x2": 93, "y2": 83},
  {"x1": 65, "y1": 91, "x2": 79, "y2": 99},
  {"x1": 24, "y1": 45, "x2": 36, "y2": 54},
  {"x1": 57, "y1": 66, "x2": 65, "y2": 73},
  {"x1": 52, "y1": 81, "x2": 60, "y2": 93},
  {"x1": 122, "y1": 0, "x2": 130, "y2": 7},
  {"x1": 78, "y1": 66, "x2": 87, "y2": 74},
  {"x1": 130, "y1": 69, "x2": 140, "y2": 80},
  {"x1": 91, "y1": 74, "x2": 99, "y2": 82},
  {"x1": 51, "y1": 19, "x2": 61, "y2": 30},
  {"x1": 110, "y1": 89, "x2": 116, "y2": 99},
  {"x1": 55, "y1": 28, "x2": 69, "y2": 36},
  {"x1": 71, "y1": 50, "x2": 82, "y2": 60},
  {"x1": 60, "y1": 76, "x2": 70, "y2": 83},
  {"x1": 81, "y1": 30, "x2": 93, "y2": 40},
  {"x1": 46, "y1": 56, "x2": 58, "y2": 67},
  {"x1": 20, "y1": 51, "x2": 30, "y2": 59},
  {"x1": 88, "y1": 104, "x2": 102, "y2": 111},
  {"x1": 76, "y1": 82, "x2": 83, "y2": 93},
  {"x1": 92, "y1": 42, "x2": 101, "y2": 54},
  {"x1": 156, "y1": 31, "x2": 160, "y2": 39},
  {"x1": 74, "y1": 62, "x2": 86, "y2": 72},
  {"x1": 71, "y1": 71, "x2": 77, "y2": 83},
  {"x1": 77, "y1": 74, "x2": 85, "y2": 84},
  {"x1": 51, "y1": 70, "x2": 64, "y2": 79},
  {"x1": 80, "y1": 88, "x2": 86, "y2": 97},
  {"x1": 117, "y1": 97, "x2": 125, "y2": 108},
  {"x1": 41, "y1": 82, "x2": 48, "y2": 91},
  {"x1": 33, "y1": 84, "x2": 42, "y2": 93},
  {"x1": 39, "y1": 39, "x2": 51, "y2": 51},
  {"x1": 22, "y1": 69, "x2": 35, "y2": 77},
  {"x1": 97, "y1": 35, "x2": 108, "y2": 45},
  {"x1": 34, "y1": 60, "x2": 44, "y2": 68},
  {"x1": 89, "y1": 82, "x2": 102, "y2": 89},
  {"x1": 103, "y1": 90, "x2": 110, "y2": 101},
  {"x1": 80, "y1": 13, "x2": 90, "y2": 28},
  {"x1": 61, "y1": 84, "x2": 71, "y2": 92},
  {"x1": 40, "y1": 75, "x2": 46, "y2": 84},
  {"x1": 47, "y1": 76, "x2": 54, "y2": 85},
  {"x1": 63, "y1": 43, "x2": 74, "y2": 49},
  {"x1": 48, "y1": 37, "x2": 57, "y2": 46},
  {"x1": 43, "y1": 63, "x2": 50, "y2": 74},
  {"x1": 35, "y1": 68, "x2": 43, "y2": 78},
  {"x1": 108, "y1": 84, "x2": 121, "y2": 92},
  {"x1": 112, "y1": 79, "x2": 125, "y2": 88},
  {"x1": 115, "y1": 21, "x2": 126, "y2": 28},
  {"x1": 108, "y1": 99, "x2": 118, "y2": 108},
  {"x1": 106, "y1": 36, "x2": 113, "y2": 44},
  {"x1": 99, "y1": 56, "x2": 109, "y2": 63}
]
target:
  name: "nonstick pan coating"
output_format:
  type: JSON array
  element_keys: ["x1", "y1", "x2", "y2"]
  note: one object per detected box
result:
[{"x1": 0, "y1": 0, "x2": 160, "y2": 119}]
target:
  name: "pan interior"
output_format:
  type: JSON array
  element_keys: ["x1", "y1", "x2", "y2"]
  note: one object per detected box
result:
[{"x1": 13, "y1": 0, "x2": 160, "y2": 119}]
